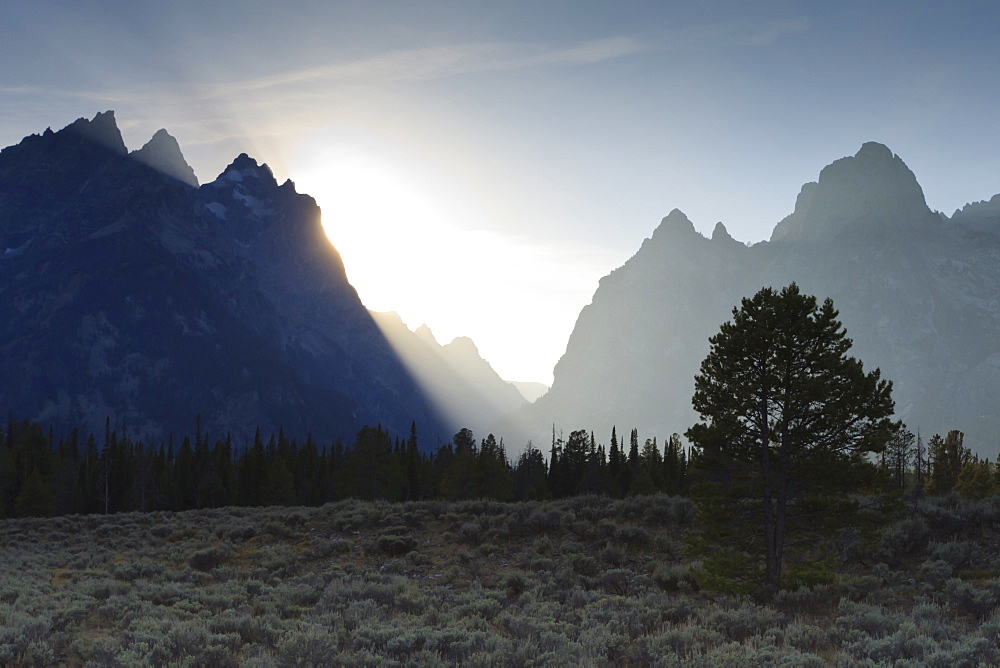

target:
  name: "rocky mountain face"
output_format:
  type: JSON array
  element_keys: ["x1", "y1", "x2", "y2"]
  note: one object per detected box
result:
[
  {"x1": 512, "y1": 143, "x2": 1000, "y2": 458},
  {"x1": 0, "y1": 112, "x2": 456, "y2": 448}
]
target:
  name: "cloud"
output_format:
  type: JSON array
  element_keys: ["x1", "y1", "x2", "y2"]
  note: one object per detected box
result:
[
  {"x1": 206, "y1": 36, "x2": 647, "y2": 97},
  {"x1": 0, "y1": 17, "x2": 804, "y2": 114},
  {"x1": 0, "y1": 16, "x2": 808, "y2": 180}
]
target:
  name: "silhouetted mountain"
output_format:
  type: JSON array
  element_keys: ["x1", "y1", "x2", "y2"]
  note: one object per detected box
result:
[
  {"x1": 370, "y1": 311, "x2": 527, "y2": 437},
  {"x1": 0, "y1": 112, "x2": 450, "y2": 447},
  {"x1": 510, "y1": 143, "x2": 1000, "y2": 458},
  {"x1": 130, "y1": 129, "x2": 199, "y2": 187}
]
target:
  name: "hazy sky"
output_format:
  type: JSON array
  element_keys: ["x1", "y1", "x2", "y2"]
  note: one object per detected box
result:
[{"x1": 2, "y1": 1, "x2": 999, "y2": 385}]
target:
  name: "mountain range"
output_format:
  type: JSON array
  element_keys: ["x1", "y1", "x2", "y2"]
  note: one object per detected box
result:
[
  {"x1": 509, "y1": 141, "x2": 1000, "y2": 459},
  {"x1": 5, "y1": 113, "x2": 999, "y2": 459},
  {"x1": 0, "y1": 112, "x2": 519, "y2": 448}
]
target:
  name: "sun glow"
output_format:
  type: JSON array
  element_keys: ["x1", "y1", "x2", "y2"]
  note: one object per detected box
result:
[{"x1": 288, "y1": 126, "x2": 615, "y2": 386}]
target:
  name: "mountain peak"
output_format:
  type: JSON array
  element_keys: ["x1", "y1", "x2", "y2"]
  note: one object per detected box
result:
[
  {"x1": 652, "y1": 208, "x2": 697, "y2": 238},
  {"x1": 856, "y1": 141, "x2": 894, "y2": 160},
  {"x1": 64, "y1": 110, "x2": 127, "y2": 155},
  {"x1": 711, "y1": 221, "x2": 740, "y2": 245},
  {"x1": 131, "y1": 129, "x2": 198, "y2": 187},
  {"x1": 770, "y1": 142, "x2": 935, "y2": 242},
  {"x1": 214, "y1": 153, "x2": 277, "y2": 187}
]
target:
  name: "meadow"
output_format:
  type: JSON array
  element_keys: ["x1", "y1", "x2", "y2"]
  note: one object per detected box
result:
[{"x1": 1, "y1": 493, "x2": 998, "y2": 666}]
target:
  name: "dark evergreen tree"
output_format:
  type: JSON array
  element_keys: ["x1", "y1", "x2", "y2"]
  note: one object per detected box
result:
[
  {"x1": 478, "y1": 433, "x2": 514, "y2": 500},
  {"x1": 440, "y1": 428, "x2": 481, "y2": 500},
  {"x1": 513, "y1": 442, "x2": 548, "y2": 500},
  {"x1": 885, "y1": 428, "x2": 915, "y2": 489},
  {"x1": 346, "y1": 425, "x2": 403, "y2": 500},
  {"x1": 687, "y1": 284, "x2": 897, "y2": 592},
  {"x1": 928, "y1": 430, "x2": 969, "y2": 494}
]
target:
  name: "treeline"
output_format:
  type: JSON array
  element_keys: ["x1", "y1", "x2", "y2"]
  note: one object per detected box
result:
[
  {"x1": 0, "y1": 418, "x2": 691, "y2": 519},
  {"x1": 3, "y1": 416, "x2": 999, "y2": 520},
  {"x1": 881, "y1": 427, "x2": 1000, "y2": 498}
]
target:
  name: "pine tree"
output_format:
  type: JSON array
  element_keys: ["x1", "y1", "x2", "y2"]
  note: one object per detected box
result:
[
  {"x1": 440, "y1": 428, "x2": 480, "y2": 500},
  {"x1": 687, "y1": 284, "x2": 897, "y2": 592},
  {"x1": 928, "y1": 430, "x2": 969, "y2": 494},
  {"x1": 478, "y1": 433, "x2": 514, "y2": 500},
  {"x1": 885, "y1": 429, "x2": 915, "y2": 489},
  {"x1": 513, "y1": 442, "x2": 548, "y2": 500}
]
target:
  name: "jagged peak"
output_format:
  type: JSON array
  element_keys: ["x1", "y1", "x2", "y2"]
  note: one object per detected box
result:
[
  {"x1": 950, "y1": 192, "x2": 1000, "y2": 233},
  {"x1": 131, "y1": 129, "x2": 199, "y2": 187},
  {"x1": 652, "y1": 208, "x2": 697, "y2": 238},
  {"x1": 770, "y1": 142, "x2": 934, "y2": 242},
  {"x1": 712, "y1": 221, "x2": 734, "y2": 242},
  {"x1": 953, "y1": 192, "x2": 1000, "y2": 217},
  {"x1": 214, "y1": 153, "x2": 276, "y2": 186},
  {"x1": 62, "y1": 110, "x2": 127, "y2": 155}
]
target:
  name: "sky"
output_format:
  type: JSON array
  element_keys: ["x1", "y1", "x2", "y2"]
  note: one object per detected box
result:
[{"x1": 2, "y1": 1, "x2": 999, "y2": 385}]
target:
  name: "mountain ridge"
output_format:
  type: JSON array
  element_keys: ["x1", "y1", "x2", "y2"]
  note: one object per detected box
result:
[
  {"x1": 0, "y1": 112, "x2": 474, "y2": 448},
  {"x1": 508, "y1": 142, "x2": 1000, "y2": 458}
]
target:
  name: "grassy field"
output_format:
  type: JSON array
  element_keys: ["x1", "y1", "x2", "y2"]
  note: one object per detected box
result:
[{"x1": 1, "y1": 494, "x2": 998, "y2": 666}]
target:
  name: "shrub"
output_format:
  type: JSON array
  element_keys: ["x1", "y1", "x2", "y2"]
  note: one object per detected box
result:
[
  {"x1": 613, "y1": 524, "x2": 653, "y2": 550},
  {"x1": 375, "y1": 534, "x2": 416, "y2": 556},
  {"x1": 405, "y1": 551, "x2": 432, "y2": 566},
  {"x1": 503, "y1": 571, "x2": 527, "y2": 597},
  {"x1": 927, "y1": 539, "x2": 983, "y2": 569},
  {"x1": 311, "y1": 537, "x2": 353, "y2": 557},
  {"x1": 189, "y1": 547, "x2": 230, "y2": 572},
  {"x1": 918, "y1": 559, "x2": 953, "y2": 585},
  {"x1": 276, "y1": 624, "x2": 340, "y2": 665},
  {"x1": 650, "y1": 563, "x2": 695, "y2": 592},
  {"x1": 262, "y1": 521, "x2": 296, "y2": 540},
  {"x1": 944, "y1": 578, "x2": 999, "y2": 619},
  {"x1": 570, "y1": 554, "x2": 600, "y2": 577},
  {"x1": 875, "y1": 516, "x2": 930, "y2": 566},
  {"x1": 457, "y1": 521, "x2": 481, "y2": 543},
  {"x1": 772, "y1": 584, "x2": 837, "y2": 615},
  {"x1": 784, "y1": 622, "x2": 829, "y2": 653},
  {"x1": 600, "y1": 544, "x2": 625, "y2": 567},
  {"x1": 835, "y1": 600, "x2": 898, "y2": 638},
  {"x1": 600, "y1": 569, "x2": 631, "y2": 595},
  {"x1": 699, "y1": 602, "x2": 785, "y2": 641}
]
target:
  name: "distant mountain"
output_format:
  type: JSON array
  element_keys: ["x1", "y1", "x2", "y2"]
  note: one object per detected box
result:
[
  {"x1": 510, "y1": 381, "x2": 549, "y2": 403},
  {"x1": 509, "y1": 142, "x2": 1000, "y2": 458},
  {"x1": 0, "y1": 111, "x2": 452, "y2": 448},
  {"x1": 370, "y1": 312, "x2": 528, "y2": 438}
]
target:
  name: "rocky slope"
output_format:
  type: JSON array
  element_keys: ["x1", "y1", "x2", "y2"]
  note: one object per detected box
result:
[{"x1": 511, "y1": 143, "x2": 1000, "y2": 458}]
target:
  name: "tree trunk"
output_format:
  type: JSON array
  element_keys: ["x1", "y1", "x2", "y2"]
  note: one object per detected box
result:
[{"x1": 760, "y1": 393, "x2": 779, "y2": 593}]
